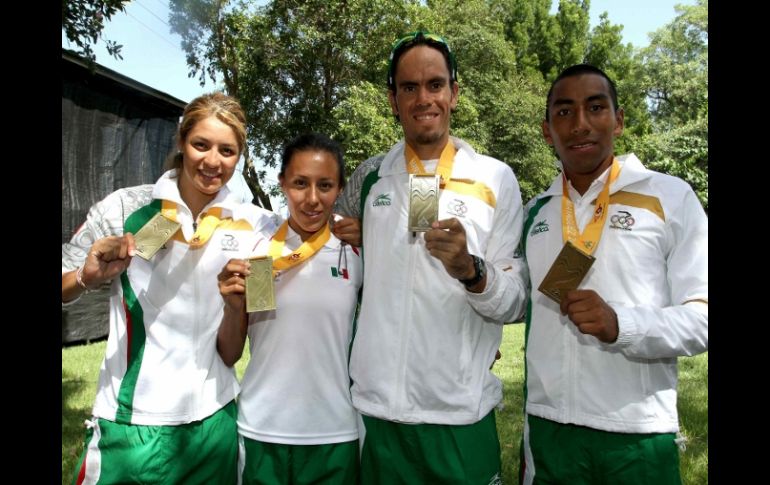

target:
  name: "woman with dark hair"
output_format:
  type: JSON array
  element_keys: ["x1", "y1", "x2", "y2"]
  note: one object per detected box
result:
[{"x1": 217, "y1": 133, "x2": 362, "y2": 484}]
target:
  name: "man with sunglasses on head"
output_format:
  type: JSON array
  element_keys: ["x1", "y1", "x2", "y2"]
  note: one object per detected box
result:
[{"x1": 334, "y1": 31, "x2": 528, "y2": 484}]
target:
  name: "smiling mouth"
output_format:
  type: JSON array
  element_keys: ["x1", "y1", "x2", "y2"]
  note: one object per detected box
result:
[
  {"x1": 199, "y1": 170, "x2": 221, "y2": 180},
  {"x1": 569, "y1": 141, "x2": 596, "y2": 149},
  {"x1": 414, "y1": 113, "x2": 438, "y2": 121}
]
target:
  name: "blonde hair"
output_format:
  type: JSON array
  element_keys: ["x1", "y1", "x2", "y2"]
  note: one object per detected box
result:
[{"x1": 165, "y1": 92, "x2": 248, "y2": 173}]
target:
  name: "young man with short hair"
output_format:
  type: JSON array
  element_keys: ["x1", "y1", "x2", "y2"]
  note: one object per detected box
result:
[{"x1": 520, "y1": 64, "x2": 708, "y2": 485}]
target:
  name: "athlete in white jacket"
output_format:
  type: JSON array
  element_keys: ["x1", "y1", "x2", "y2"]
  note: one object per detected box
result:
[
  {"x1": 334, "y1": 31, "x2": 528, "y2": 484},
  {"x1": 520, "y1": 64, "x2": 707, "y2": 485},
  {"x1": 62, "y1": 93, "x2": 276, "y2": 485}
]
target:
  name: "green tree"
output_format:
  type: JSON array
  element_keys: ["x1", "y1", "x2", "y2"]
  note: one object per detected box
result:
[
  {"x1": 630, "y1": 0, "x2": 708, "y2": 210},
  {"x1": 497, "y1": 0, "x2": 590, "y2": 82},
  {"x1": 331, "y1": 82, "x2": 401, "y2": 175},
  {"x1": 419, "y1": 0, "x2": 556, "y2": 201},
  {"x1": 170, "y1": 0, "x2": 417, "y2": 206},
  {"x1": 62, "y1": 0, "x2": 131, "y2": 62},
  {"x1": 237, "y1": 0, "x2": 412, "y2": 165},
  {"x1": 168, "y1": 0, "x2": 255, "y2": 97},
  {"x1": 634, "y1": 116, "x2": 708, "y2": 211},
  {"x1": 514, "y1": 0, "x2": 562, "y2": 80},
  {"x1": 554, "y1": 0, "x2": 590, "y2": 73},
  {"x1": 638, "y1": 0, "x2": 708, "y2": 128},
  {"x1": 488, "y1": 0, "x2": 559, "y2": 80},
  {"x1": 586, "y1": 12, "x2": 651, "y2": 146}
]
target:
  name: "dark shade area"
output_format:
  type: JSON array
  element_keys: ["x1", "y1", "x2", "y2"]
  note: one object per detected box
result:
[{"x1": 62, "y1": 49, "x2": 186, "y2": 344}]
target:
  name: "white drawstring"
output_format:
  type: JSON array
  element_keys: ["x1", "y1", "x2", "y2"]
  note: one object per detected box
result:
[
  {"x1": 337, "y1": 242, "x2": 348, "y2": 277},
  {"x1": 674, "y1": 431, "x2": 687, "y2": 452}
]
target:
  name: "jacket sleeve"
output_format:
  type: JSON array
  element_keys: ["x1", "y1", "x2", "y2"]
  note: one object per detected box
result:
[
  {"x1": 333, "y1": 155, "x2": 384, "y2": 219},
  {"x1": 62, "y1": 190, "x2": 133, "y2": 274},
  {"x1": 465, "y1": 165, "x2": 530, "y2": 323},
  {"x1": 62, "y1": 186, "x2": 154, "y2": 306},
  {"x1": 611, "y1": 187, "x2": 708, "y2": 358}
]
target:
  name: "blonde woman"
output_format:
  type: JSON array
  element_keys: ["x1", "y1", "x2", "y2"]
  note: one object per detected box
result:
[{"x1": 62, "y1": 93, "x2": 276, "y2": 484}]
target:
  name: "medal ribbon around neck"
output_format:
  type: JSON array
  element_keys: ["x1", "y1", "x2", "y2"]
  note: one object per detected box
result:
[
  {"x1": 561, "y1": 158, "x2": 621, "y2": 255},
  {"x1": 405, "y1": 140, "x2": 456, "y2": 185},
  {"x1": 268, "y1": 220, "x2": 330, "y2": 276},
  {"x1": 161, "y1": 200, "x2": 226, "y2": 248},
  {"x1": 405, "y1": 141, "x2": 496, "y2": 208}
]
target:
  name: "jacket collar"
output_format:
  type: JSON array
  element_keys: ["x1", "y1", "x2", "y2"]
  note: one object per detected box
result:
[
  {"x1": 281, "y1": 220, "x2": 343, "y2": 250},
  {"x1": 152, "y1": 169, "x2": 249, "y2": 221},
  {"x1": 152, "y1": 169, "x2": 241, "y2": 213},
  {"x1": 378, "y1": 136, "x2": 476, "y2": 177},
  {"x1": 536, "y1": 153, "x2": 651, "y2": 202}
]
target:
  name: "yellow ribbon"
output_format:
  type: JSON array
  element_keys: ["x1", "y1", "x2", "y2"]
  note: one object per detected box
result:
[
  {"x1": 161, "y1": 200, "x2": 178, "y2": 221},
  {"x1": 561, "y1": 158, "x2": 621, "y2": 255},
  {"x1": 161, "y1": 200, "x2": 226, "y2": 248},
  {"x1": 443, "y1": 179, "x2": 496, "y2": 208},
  {"x1": 268, "y1": 220, "x2": 330, "y2": 276},
  {"x1": 404, "y1": 141, "x2": 497, "y2": 208},
  {"x1": 405, "y1": 141, "x2": 456, "y2": 184}
]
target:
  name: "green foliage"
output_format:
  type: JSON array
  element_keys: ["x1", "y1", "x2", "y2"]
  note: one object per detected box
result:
[
  {"x1": 630, "y1": 116, "x2": 708, "y2": 211},
  {"x1": 62, "y1": 0, "x2": 130, "y2": 62},
  {"x1": 331, "y1": 82, "x2": 401, "y2": 172},
  {"x1": 629, "y1": 0, "x2": 708, "y2": 208},
  {"x1": 554, "y1": 0, "x2": 590, "y2": 71},
  {"x1": 169, "y1": 0, "x2": 707, "y2": 210},
  {"x1": 168, "y1": 0, "x2": 245, "y2": 91},
  {"x1": 638, "y1": 0, "x2": 708, "y2": 128}
]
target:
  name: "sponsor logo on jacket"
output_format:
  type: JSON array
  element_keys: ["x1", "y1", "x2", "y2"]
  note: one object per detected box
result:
[
  {"x1": 530, "y1": 220, "x2": 549, "y2": 236},
  {"x1": 447, "y1": 198, "x2": 467, "y2": 217},
  {"x1": 220, "y1": 234, "x2": 239, "y2": 251},
  {"x1": 610, "y1": 210, "x2": 635, "y2": 231},
  {"x1": 373, "y1": 193, "x2": 391, "y2": 206}
]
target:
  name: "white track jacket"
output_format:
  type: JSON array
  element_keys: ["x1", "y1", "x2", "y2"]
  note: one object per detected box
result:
[
  {"x1": 522, "y1": 154, "x2": 708, "y2": 434},
  {"x1": 337, "y1": 137, "x2": 528, "y2": 425}
]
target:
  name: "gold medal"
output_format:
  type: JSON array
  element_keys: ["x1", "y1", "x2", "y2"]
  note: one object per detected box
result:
[
  {"x1": 538, "y1": 241, "x2": 596, "y2": 303},
  {"x1": 246, "y1": 256, "x2": 276, "y2": 312},
  {"x1": 408, "y1": 174, "x2": 439, "y2": 232},
  {"x1": 132, "y1": 213, "x2": 182, "y2": 260}
]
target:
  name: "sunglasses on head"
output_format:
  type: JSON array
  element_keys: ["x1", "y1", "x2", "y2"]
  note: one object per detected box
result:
[
  {"x1": 391, "y1": 31, "x2": 450, "y2": 51},
  {"x1": 387, "y1": 30, "x2": 457, "y2": 87}
]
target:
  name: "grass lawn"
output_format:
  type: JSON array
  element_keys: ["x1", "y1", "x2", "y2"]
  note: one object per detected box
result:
[{"x1": 62, "y1": 325, "x2": 707, "y2": 484}]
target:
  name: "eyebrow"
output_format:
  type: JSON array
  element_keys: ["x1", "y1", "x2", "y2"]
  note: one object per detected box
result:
[
  {"x1": 551, "y1": 98, "x2": 575, "y2": 108},
  {"x1": 290, "y1": 174, "x2": 334, "y2": 180},
  {"x1": 551, "y1": 92, "x2": 610, "y2": 108},
  {"x1": 586, "y1": 93, "x2": 611, "y2": 103},
  {"x1": 397, "y1": 76, "x2": 448, "y2": 88},
  {"x1": 191, "y1": 136, "x2": 236, "y2": 148}
]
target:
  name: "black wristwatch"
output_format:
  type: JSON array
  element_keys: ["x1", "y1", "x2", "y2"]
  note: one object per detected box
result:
[{"x1": 459, "y1": 255, "x2": 486, "y2": 288}]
